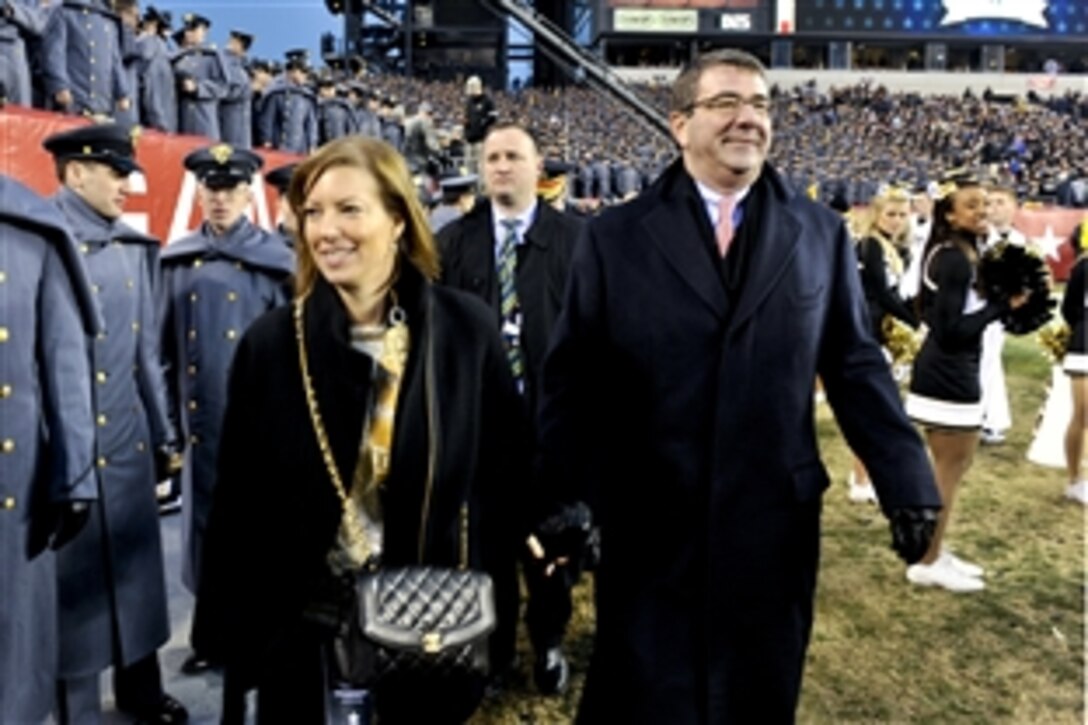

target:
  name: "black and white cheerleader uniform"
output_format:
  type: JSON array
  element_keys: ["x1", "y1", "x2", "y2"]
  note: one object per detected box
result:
[
  {"x1": 857, "y1": 232, "x2": 916, "y2": 344},
  {"x1": 1062, "y1": 255, "x2": 1086, "y2": 375},
  {"x1": 905, "y1": 237, "x2": 1009, "y2": 428}
]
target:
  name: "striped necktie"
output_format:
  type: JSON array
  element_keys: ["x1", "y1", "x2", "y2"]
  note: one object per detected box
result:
[{"x1": 498, "y1": 218, "x2": 524, "y2": 387}]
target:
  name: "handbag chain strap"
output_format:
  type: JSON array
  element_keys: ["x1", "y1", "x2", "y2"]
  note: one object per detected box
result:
[{"x1": 295, "y1": 292, "x2": 466, "y2": 570}]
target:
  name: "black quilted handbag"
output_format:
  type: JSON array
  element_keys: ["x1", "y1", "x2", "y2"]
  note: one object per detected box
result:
[{"x1": 353, "y1": 567, "x2": 496, "y2": 684}]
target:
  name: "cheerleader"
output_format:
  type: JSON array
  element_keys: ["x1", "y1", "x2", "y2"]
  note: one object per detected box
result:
[
  {"x1": 1061, "y1": 232, "x2": 1087, "y2": 503},
  {"x1": 848, "y1": 187, "x2": 916, "y2": 502},
  {"x1": 904, "y1": 174, "x2": 1029, "y2": 592}
]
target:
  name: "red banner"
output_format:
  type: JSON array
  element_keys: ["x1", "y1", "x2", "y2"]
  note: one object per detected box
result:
[{"x1": 0, "y1": 106, "x2": 300, "y2": 243}]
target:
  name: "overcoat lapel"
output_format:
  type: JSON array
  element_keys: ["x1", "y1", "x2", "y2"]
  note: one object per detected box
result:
[
  {"x1": 642, "y1": 168, "x2": 728, "y2": 319},
  {"x1": 729, "y1": 170, "x2": 803, "y2": 331}
]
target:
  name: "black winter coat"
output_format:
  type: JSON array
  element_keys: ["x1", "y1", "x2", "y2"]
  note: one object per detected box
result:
[{"x1": 192, "y1": 269, "x2": 528, "y2": 702}]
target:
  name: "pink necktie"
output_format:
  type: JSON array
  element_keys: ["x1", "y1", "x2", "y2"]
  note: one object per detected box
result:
[{"x1": 716, "y1": 195, "x2": 738, "y2": 257}]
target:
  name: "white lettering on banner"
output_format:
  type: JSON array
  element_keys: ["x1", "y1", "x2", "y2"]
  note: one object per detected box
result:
[
  {"x1": 121, "y1": 172, "x2": 150, "y2": 236},
  {"x1": 166, "y1": 173, "x2": 273, "y2": 244},
  {"x1": 721, "y1": 13, "x2": 753, "y2": 31},
  {"x1": 940, "y1": 0, "x2": 1048, "y2": 28},
  {"x1": 613, "y1": 9, "x2": 698, "y2": 33}
]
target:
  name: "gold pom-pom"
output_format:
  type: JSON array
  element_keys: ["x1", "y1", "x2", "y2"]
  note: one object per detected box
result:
[
  {"x1": 1037, "y1": 321, "x2": 1070, "y2": 363},
  {"x1": 882, "y1": 315, "x2": 922, "y2": 366}
]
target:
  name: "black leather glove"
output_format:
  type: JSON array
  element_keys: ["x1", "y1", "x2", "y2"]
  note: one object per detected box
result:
[
  {"x1": 888, "y1": 507, "x2": 939, "y2": 565},
  {"x1": 50, "y1": 501, "x2": 91, "y2": 550},
  {"x1": 531, "y1": 501, "x2": 593, "y2": 564},
  {"x1": 155, "y1": 444, "x2": 183, "y2": 482}
]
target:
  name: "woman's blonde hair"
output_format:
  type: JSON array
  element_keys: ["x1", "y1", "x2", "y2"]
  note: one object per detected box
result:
[{"x1": 287, "y1": 136, "x2": 440, "y2": 299}]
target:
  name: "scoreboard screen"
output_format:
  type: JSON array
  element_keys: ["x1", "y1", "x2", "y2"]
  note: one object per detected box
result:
[
  {"x1": 792, "y1": 0, "x2": 1088, "y2": 38},
  {"x1": 603, "y1": 0, "x2": 774, "y2": 33}
]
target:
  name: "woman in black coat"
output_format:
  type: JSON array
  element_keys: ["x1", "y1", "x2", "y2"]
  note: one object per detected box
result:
[
  {"x1": 904, "y1": 175, "x2": 1027, "y2": 592},
  {"x1": 1061, "y1": 231, "x2": 1086, "y2": 503},
  {"x1": 192, "y1": 136, "x2": 528, "y2": 723}
]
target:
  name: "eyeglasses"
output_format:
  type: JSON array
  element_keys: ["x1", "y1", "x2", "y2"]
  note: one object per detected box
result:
[{"x1": 684, "y1": 92, "x2": 771, "y2": 116}]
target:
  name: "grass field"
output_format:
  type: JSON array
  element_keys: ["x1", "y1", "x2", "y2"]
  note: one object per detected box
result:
[{"x1": 476, "y1": 333, "x2": 1086, "y2": 724}]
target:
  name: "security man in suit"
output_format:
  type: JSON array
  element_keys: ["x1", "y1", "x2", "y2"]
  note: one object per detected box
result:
[
  {"x1": 135, "y1": 6, "x2": 177, "y2": 133},
  {"x1": 44, "y1": 123, "x2": 187, "y2": 724},
  {"x1": 41, "y1": 0, "x2": 132, "y2": 117},
  {"x1": 160, "y1": 144, "x2": 295, "y2": 674},
  {"x1": 0, "y1": 0, "x2": 50, "y2": 106},
  {"x1": 172, "y1": 13, "x2": 227, "y2": 139},
  {"x1": 219, "y1": 29, "x2": 254, "y2": 148},
  {"x1": 257, "y1": 49, "x2": 317, "y2": 153},
  {"x1": 0, "y1": 175, "x2": 99, "y2": 725},
  {"x1": 437, "y1": 122, "x2": 585, "y2": 695}
]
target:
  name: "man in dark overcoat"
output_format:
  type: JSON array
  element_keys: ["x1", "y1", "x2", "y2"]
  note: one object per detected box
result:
[
  {"x1": 537, "y1": 49, "x2": 942, "y2": 723},
  {"x1": 160, "y1": 143, "x2": 295, "y2": 673},
  {"x1": 437, "y1": 123, "x2": 584, "y2": 695},
  {"x1": 172, "y1": 13, "x2": 227, "y2": 140},
  {"x1": 0, "y1": 175, "x2": 99, "y2": 724},
  {"x1": 44, "y1": 124, "x2": 187, "y2": 723}
]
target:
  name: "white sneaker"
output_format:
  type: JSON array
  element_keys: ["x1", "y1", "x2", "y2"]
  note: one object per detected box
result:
[
  {"x1": 939, "y1": 550, "x2": 985, "y2": 578},
  {"x1": 980, "y1": 428, "x2": 1006, "y2": 445},
  {"x1": 906, "y1": 560, "x2": 985, "y2": 593},
  {"x1": 846, "y1": 472, "x2": 878, "y2": 503},
  {"x1": 1064, "y1": 480, "x2": 1088, "y2": 505}
]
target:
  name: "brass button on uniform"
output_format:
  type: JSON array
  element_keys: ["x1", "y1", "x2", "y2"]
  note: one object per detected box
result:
[
  {"x1": 188, "y1": 329, "x2": 197, "y2": 340},
  {"x1": 234, "y1": 262, "x2": 243, "y2": 270},
  {"x1": 0, "y1": 328, "x2": 8, "y2": 343},
  {"x1": 126, "y1": 279, "x2": 134, "y2": 289},
  {"x1": 136, "y1": 441, "x2": 146, "y2": 452},
  {"x1": 96, "y1": 414, "x2": 107, "y2": 426},
  {"x1": 187, "y1": 365, "x2": 197, "y2": 376},
  {"x1": 1, "y1": 439, "x2": 14, "y2": 453},
  {"x1": 190, "y1": 292, "x2": 199, "y2": 302},
  {"x1": 225, "y1": 329, "x2": 237, "y2": 340},
  {"x1": 0, "y1": 384, "x2": 11, "y2": 398},
  {"x1": 188, "y1": 400, "x2": 198, "y2": 411},
  {"x1": 97, "y1": 457, "x2": 108, "y2": 468},
  {"x1": 2, "y1": 497, "x2": 14, "y2": 510},
  {"x1": 190, "y1": 435, "x2": 200, "y2": 446},
  {"x1": 227, "y1": 291, "x2": 238, "y2": 302},
  {"x1": 132, "y1": 321, "x2": 140, "y2": 332},
  {"x1": 0, "y1": 271, "x2": 7, "y2": 283},
  {"x1": 80, "y1": 244, "x2": 89, "y2": 254},
  {"x1": 92, "y1": 284, "x2": 100, "y2": 293},
  {"x1": 97, "y1": 331, "x2": 106, "y2": 341},
  {"x1": 193, "y1": 259, "x2": 203, "y2": 268},
  {"x1": 96, "y1": 371, "x2": 108, "y2": 384}
]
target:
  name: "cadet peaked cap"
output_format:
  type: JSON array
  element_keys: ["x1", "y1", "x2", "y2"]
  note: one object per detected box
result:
[
  {"x1": 42, "y1": 123, "x2": 142, "y2": 175},
  {"x1": 184, "y1": 144, "x2": 263, "y2": 188},
  {"x1": 285, "y1": 48, "x2": 309, "y2": 71},
  {"x1": 142, "y1": 5, "x2": 170, "y2": 28},
  {"x1": 230, "y1": 29, "x2": 254, "y2": 52},
  {"x1": 264, "y1": 163, "x2": 297, "y2": 195},
  {"x1": 182, "y1": 13, "x2": 211, "y2": 30},
  {"x1": 439, "y1": 174, "x2": 478, "y2": 196}
]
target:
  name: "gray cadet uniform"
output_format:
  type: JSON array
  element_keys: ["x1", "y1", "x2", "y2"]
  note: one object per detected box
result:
[
  {"x1": 52, "y1": 183, "x2": 176, "y2": 681},
  {"x1": 318, "y1": 92, "x2": 356, "y2": 144},
  {"x1": 173, "y1": 44, "x2": 228, "y2": 139},
  {"x1": 40, "y1": 0, "x2": 130, "y2": 116},
  {"x1": 161, "y1": 146, "x2": 295, "y2": 593},
  {"x1": 258, "y1": 77, "x2": 317, "y2": 153},
  {"x1": 218, "y1": 47, "x2": 253, "y2": 148},
  {"x1": 0, "y1": 0, "x2": 50, "y2": 106},
  {"x1": 135, "y1": 30, "x2": 177, "y2": 133},
  {"x1": 0, "y1": 176, "x2": 99, "y2": 725},
  {"x1": 115, "y1": 21, "x2": 140, "y2": 127}
]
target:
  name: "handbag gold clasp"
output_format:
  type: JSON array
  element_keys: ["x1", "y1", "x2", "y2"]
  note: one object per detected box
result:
[{"x1": 421, "y1": 631, "x2": 443, "y2": 654}]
